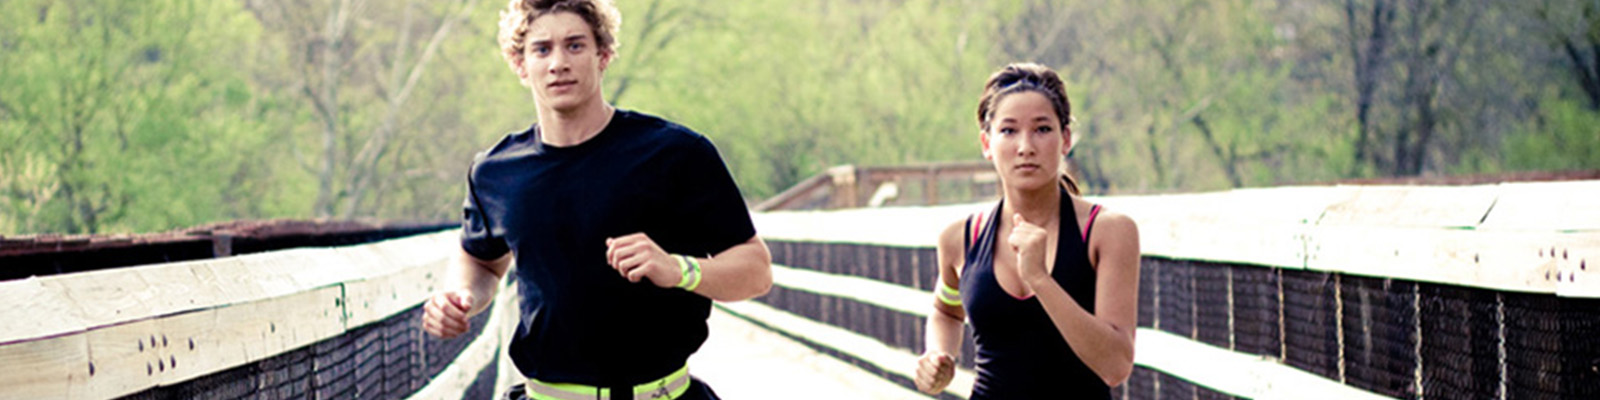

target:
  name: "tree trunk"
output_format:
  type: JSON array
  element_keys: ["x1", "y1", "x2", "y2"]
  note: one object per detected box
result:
[
  {"x1": 1346, "y1": 0, "x2": 1395, "y2": 174},
  {"x1": 1192, "y1": 114, "x2": 1243, "y2": 187},
  {"x1": 1145, "y1": 123, "x2": 1167, "y2": 187},
  {"x1": 1559, "y1": 39, "x2": 1600, "y2": 110}
]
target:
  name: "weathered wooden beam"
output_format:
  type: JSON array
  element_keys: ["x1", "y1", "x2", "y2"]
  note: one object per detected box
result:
[
  {"x1": 0, "y1": 231, "x2": 459, "y2": 400},
  {"x1": 752, "y1": 181, "x2": 1600, "y2": 297}
]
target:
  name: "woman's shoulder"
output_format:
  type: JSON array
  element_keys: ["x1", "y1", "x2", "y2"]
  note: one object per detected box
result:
[
  {"x1": 1087, "y1": 203, "x2": 1139, "y2": 248},
  {"x1": 938, "y1": 218, "x2": 965, "y2": 251},
  {"x1": 939, "y1": 203, "x2": 997, "y2": 252}
]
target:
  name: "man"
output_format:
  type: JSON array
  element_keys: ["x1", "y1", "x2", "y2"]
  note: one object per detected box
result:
[{"x1": 420, "y1": 1, "x2": 772, "y2": 399}]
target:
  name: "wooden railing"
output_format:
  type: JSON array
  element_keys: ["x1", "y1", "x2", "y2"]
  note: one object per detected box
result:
[
  {"x1": 753, "y1": 162, "x2": 999, "y2": 211},
  {"x1": 742, "y1": 180, "x2": 1600, "y2": 399},
  {"x1": 5, "y1": 179, "x2": 1597, "y2": 399},
  {"x1": 0, "y1": 231, "x2": 520, "y2": 400}
]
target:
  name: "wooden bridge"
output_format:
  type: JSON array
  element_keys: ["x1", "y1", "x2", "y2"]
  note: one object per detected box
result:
[{"x1": 2, "y1": 171, "x2": 1597, "y2": 399}]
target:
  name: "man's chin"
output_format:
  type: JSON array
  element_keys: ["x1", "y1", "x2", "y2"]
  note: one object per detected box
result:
[{"x1": 538, "y1": 97, "x2": 586, "y2": 113}]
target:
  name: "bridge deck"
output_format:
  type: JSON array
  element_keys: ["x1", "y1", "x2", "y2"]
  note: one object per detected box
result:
[{"x1": 690, "y1": 306, "x2": 932, "y2": 400}]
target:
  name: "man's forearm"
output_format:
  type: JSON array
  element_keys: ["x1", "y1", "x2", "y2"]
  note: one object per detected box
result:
[
  {"x1": 454, "y1": 250, "x2": 511, "y2": 316},
  {"x1": 686, "y1": 237, "x2": 772, "y2": 302}
]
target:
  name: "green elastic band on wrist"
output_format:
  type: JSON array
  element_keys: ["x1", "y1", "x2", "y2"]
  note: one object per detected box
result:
[
  {"x1": 936, "y1": 282, "x2": 962, "y2": 306},
  {"x1": 685, "y1": 256, "x2": 702, "y2": 291},
  {"x1": 675, "y1": 254, "x2": 702, "y2": 291}
]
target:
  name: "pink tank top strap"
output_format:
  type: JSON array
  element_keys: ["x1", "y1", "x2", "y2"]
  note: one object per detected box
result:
[{"x1": 1082, "y1": 204, "x2": 1102, "y2": 243}]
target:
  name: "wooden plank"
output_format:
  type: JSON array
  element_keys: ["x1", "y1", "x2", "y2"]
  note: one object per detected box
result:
[
  {"x1": 715, "y1": 300, "x2": 976, "y2": 399},
  {"x1": 1554, "y1": 232, "x2": 1600, "y2": 298},
  {"x1": 0, "y1": 277, "x2": 89, "y2": 343},
  {"x1": 341, "y1": 232, "x2": 453, "y2": 328},
  {"x1": 67, "y1": 285, "x2": 346, "y2": 400},
  {"x1": 1315, "y1": 185, "x2": 1499, "y2": 228},
  {"x1": 342, "y1": 259, "x2": 447, "y2": 329},
  {"x1": 75, "y1": 318, "x2": 170, "y2": 399},
  {"x1": 753, "y1": 203, "x2": 979, "y2": 248},
  {"x1": 1136, "y1": 329, "x2": 1395, "y2": 400},
  {"x1": 1480, "y1": 180, "x2": 1600, "y2": 231},
  {"x1": 0, "y1": 334, "x2": 85, "y2": 400},
  {"x1": 1303, "y1": 226, "x2": 1600, "y2": 294},
  {"x1": 770, "y1": 263, "x2": 929, "y2": 315},
  {"x1": 38, "y1": 269, "x2": 162, "y2": 333},
  {"x1": 182, "y1": 255, "x2": 307, "y2": 306},
  {"x1": 1065, "y1": 187, "x2": 1348, "y2": 268},
  {"x1": 0, "y1": 231, "x2": 457, "y2": 400},
  {"x1": 753, "y1": 182, "x2": 1600, "y2": 296},
  {"x1": 757, "y1": 186, "x2": 1355, "y2": 269}
]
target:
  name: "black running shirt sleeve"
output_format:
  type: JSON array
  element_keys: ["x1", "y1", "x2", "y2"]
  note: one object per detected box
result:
[
  {"x1": 460, "y1": 155, "x2": 510, "y2": 261},
  {"x1": 662, "y1": 136, "x2": 757, "y2": 257}
]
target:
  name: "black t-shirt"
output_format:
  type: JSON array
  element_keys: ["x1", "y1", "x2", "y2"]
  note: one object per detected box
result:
[{"x1": 460, "y1": 109, "x2": 756, "y2": 386}]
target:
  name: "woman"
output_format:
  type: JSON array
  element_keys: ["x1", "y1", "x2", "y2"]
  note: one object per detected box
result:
[{"x1": 914, "y1": 63, "x2": 1140, "y2": 399}]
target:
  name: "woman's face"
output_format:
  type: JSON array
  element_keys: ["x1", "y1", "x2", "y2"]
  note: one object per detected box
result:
[{"x1": 982, "y1": 91, "x2": 1069, "y2": 192}]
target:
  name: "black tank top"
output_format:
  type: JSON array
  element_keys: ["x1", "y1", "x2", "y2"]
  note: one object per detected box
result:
[{"x1": 961, "y1": 186, "x2": 1108, "y2": 399}]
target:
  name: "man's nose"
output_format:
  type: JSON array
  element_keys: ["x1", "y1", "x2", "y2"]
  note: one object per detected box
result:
[{"x1": 548, "y1": 51, "x2": 569, "y2": 74}]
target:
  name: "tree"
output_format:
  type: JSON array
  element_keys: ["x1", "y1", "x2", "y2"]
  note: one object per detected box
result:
[
  {"x1": 1532, "y1": 0, "x2": 1600, "y2": 111},
  {"x1": 1338, "y1": 0, "x2": 1509, "y2": 176},
  {"x1": 242, "y1": 0, "x2": 481, "y2": 219},
  {"x1": 0, "y1": 0, "x2": 265, "y2": 234}
]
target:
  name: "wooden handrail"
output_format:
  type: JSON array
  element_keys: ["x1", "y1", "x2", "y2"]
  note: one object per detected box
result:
[
  {"x1": 752, "y1": 180, "x2": 1600, "y2": 297},
  {"x1": 0, "y1": 231, "x2": 513, "y2": 400},
  {"x1": 752, "y1": 161, "x2": 998, "y2": 212}
]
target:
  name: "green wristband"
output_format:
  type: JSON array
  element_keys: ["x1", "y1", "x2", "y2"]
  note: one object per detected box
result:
[{"x1": 675, "y1": 254, "x2": 702, "y2": 291}]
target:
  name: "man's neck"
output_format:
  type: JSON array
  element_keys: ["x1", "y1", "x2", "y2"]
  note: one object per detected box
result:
[{"x1": 536, "y1": 100, "x2": 616, "y2": 147}]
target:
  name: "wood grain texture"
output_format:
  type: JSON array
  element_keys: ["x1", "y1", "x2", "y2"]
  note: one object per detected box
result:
[
  {"x1": 0, "y1": 334, "x2": 85, "y2": 400},
  {"x1": 0, "y1": 231, "x2": 458, "y2": 400}
]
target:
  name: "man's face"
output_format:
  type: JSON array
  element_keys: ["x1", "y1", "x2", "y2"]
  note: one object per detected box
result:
[{"x1": 520, "y1": 11, "x2": 611, "y2": 113}]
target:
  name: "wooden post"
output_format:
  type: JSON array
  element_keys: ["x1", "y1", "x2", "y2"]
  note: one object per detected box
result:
[{"x1": 829, "y1": 165, "x2": 858, "y2": 209}]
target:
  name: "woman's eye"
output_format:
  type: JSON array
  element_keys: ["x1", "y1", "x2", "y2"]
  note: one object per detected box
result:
[
  {"x1": 999, "y1": 127, "x2": 1016, "y2": 135},
  {"x1": 1037, "y1": 126, "x2": 1053, "y2": 133}
]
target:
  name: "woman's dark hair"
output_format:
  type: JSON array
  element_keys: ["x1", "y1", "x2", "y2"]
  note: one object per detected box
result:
[{"x1": 976, "y1": 63, "x2": 1080, "y2": 195}]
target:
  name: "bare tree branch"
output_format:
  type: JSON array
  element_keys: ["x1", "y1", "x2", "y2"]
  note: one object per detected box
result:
[{"x1": 339, "y1": 0, "x2": 479, "y2": 217}]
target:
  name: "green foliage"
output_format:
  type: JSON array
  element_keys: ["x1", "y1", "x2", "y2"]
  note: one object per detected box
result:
[
  {"x1": 1504, "y1": 97, "x2": 1600, "y2": 171},
  {"x1": 1, "y1": 0, "x2": 1595, "y2": 234},
  {"x1": 0, "y1": 0, "x2": 273, "y2": 233},
  {"x1": 606, "y1": 0, "x2": 997, "y2": 198}
]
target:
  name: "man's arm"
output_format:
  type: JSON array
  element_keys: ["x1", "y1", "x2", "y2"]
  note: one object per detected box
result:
[
  {"x1": 606, "y1": 234, "x2": 772, "y2": 302},
  {"x1": 423, "y1": 249, "x2": 512, "y2": 339},
  {"x1": 683, "y1": 235, "x2": 771, "y2": 301}
]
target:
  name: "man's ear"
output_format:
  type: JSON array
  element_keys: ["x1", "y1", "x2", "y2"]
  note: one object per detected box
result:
[
  {"x1": 599, "y1": 48, "x2": 614, "y2": 72},
  {"x1": 514, "y1": 58, "x2": 529, "y2": 84}
]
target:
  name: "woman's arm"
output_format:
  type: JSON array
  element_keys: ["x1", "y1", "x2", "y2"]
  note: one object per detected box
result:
[
  {"x1": 1012, "y1": 211, "x2": 1140, "y2": 386},
  {"x1": 917, "y1": 219, "x2": 968, "y2": 394}
]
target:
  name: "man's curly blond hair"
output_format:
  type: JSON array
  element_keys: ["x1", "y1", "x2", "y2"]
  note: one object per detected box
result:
[{"x1": 497, "y1": 0, "x2": 622, "y2": 78}]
